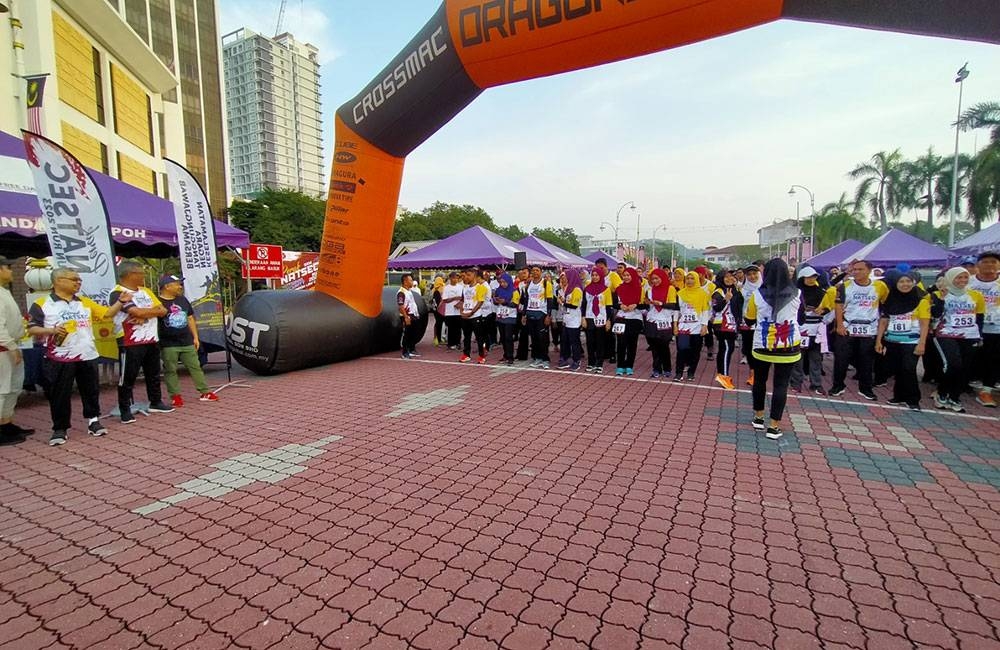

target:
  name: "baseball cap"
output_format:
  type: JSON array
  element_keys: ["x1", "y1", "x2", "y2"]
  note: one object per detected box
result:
[
  {"x1": 796, "y1": 266, "x2": 819, "y2": 280},
  {"x1": 158, "y1": 274, "x2": 183, "y2": 288},
  {"x1": 960, "y1": 255, "x2": 978, "y2": 266}
]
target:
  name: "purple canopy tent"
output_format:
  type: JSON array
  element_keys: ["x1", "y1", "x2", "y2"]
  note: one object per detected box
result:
[
  {"x1": 584, "y1": 250, "x2": 620, "y2": 263},
  {"x1": 0, "y1": 130, "x2": 249, "y2": 257},
  {"x1": 843, "y1": 229, "x2": 950, "y2": 268},
  {"x1": 387, "y1": 226, "x2": 559, "y2": 269},
  {"x1": 802, "y1": 239, "x2": 864, "y2": 270},
  {"x1": 516, "y1": 235, "x2": 591, "y2": 268},
  {"x1": 951, "y1": 222, "x2": 1000, "y2": 258}
]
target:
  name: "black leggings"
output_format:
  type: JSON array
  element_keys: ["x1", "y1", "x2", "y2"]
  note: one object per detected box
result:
[
  {"x1": 445, "y1": 315, "x2": 462, "y2": 348},
  {"x1": 647, "y1": 335, "x2": 672, "y2": 373},
  {"x1": 615, "y1": 320, "x2": 642, "y2": 370},
  {"x1": 433, "y1": 312, "x2": 444, "y2": 343},
  {"x1": 751, "y1": 355, "x2": 795, "y2": 422},
  {"x1": 933, "y1": 337, "x2": 975, "y2": 402},
  {"x1": 884, "y1": 341, "x2": 921, "y2": 405},
  {"x1": 675, "y1": 334, "x2": 704, "y2": 377},
  {"x1": 498, "y1": 321, "x2": 516, "y2": 362},
  {"x1": 715, "y1": 331, "x2": 738, "y2": 376},
  {"x1": 461, "y1": 318, "x2": 485, "y2": 357},
  {"x1": 584, "y1": 321, "x2": 607, "y2": 367}
]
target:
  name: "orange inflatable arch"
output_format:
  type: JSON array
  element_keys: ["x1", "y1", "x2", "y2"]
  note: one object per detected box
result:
[
  {"x1": 319, "y1": 0, "x2": 998, "y2": 317},
  {"x1": 229, "y1": 0, "x2": 998, "y2": 374}
]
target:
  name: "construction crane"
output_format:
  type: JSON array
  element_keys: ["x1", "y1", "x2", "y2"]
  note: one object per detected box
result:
[{"x1": 274, "y1": 0, "x2": 287, "y2": 36}]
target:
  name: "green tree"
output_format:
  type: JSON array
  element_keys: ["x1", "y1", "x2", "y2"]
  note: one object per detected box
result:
[
  {"x1": 496, "y1": 224, "x2": 528, "y2": 241},
  {"x1": 390, "y1": 201, "x2": 497, "y2": 251},
  {"x1": 935, "y1": 153, "x2": 974, "y2": 226},
  {"x1": 957, "y1": 101, "x2": 1000, "y2": 230},
  {"x1": 902, "y1": 147, "x2": 949, "y2": 228},
  {"x1": 228, "y1": 188, "x2": 325, "y2": 251},
  {"x1": 531, "y1": 227, "x2": 580, "y2": 254},
  {"x1": 849, "y1": 149, "x2": 906, "y2": 232},
  {"x1": 812, "y1": 193, "x2": 875, "y2": 250}
]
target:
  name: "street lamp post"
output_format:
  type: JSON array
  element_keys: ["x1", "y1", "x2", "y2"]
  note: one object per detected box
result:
[
  {"x1": 949, "y1": 63, "x2": 970, "y2": 247},
  {"x1": 788, "y1": 184, "x2": 816, "y2": 260},
  {"x1": 599, "y1": 221, "x2": 619, "y2": 244},
  {"x1": 652, "y1": 224, "x2": 669, "y2": 268},
  {"x1": 616, "y1": 201, "x2": 636, "y2": 242}
]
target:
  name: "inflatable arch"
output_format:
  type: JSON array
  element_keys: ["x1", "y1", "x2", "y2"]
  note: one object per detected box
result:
[{"x1": 230, "y1": 0, "x2": 999, "y2": 374}]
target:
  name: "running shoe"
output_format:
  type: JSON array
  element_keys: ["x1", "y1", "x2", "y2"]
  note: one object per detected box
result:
[
  {"x1": 459, "y1": 355, "x2": 472, "y2": 363},
  {"x1": 829, "y1": 386, "x2": 847, "y2": 397},
  {"x1": 570, "y1": 362, "x2": 580, "y2": 371},
  {"x1": 976, "y1": 391, "x2": 997, "y2": 408},
  {"x1": 662, "y1": 372, "x2": 672, "y2": 379},
  {"x1": 673, "y1": 375, "x2": 683, "y2": 383},
  {"x1": 887, "y1": 398, "x2": 907, "y2": 406},
  {"x1": 171, "y1": 394, "x2": 184, "y2": 408},
  {"x1": 149, "y1": 402, "x2": 176, "y2": 413},
  {"x1": 686, "y1": 375, "x2": 696, "y2": 382},
  {"x1": 199, "y1": 392, "x2": 220, "y2": 402},
  {"x1": 625, "y1": 368, "x2": 634, "y2": 376},
  {"x1": 615, "y1": 368, "x2": 625, "y2": 376},
  {"x1": 859, "y1": 391, "x2": 877, "y2": 401},
  {"x1": 651, "y1": 371, "x2": 661, "y2": 379},
  {"x1": 477, "y1": 356, "x2": 486, "y2": 364},
  {"x1": 765, "y1": 426, "x2": 783, "y2": 440},
  {"x1": 121, "y1": 410, "x2": 137, "y2": 424},
  {"x1": 934, "y1": 394, "x2": 950, "y2": 410},
  {"x1": 746, "y1": 371, "x2": 754, "y2": 387},
  {"x1": 949, "y1": 399, "x2": 966, "y2": 413},
  {"x1": 49, "y1": 430, "x2": 67, "y2": 446},
  {"x1": 811, "y1": 386, "x2": 827, "y2": 396},
  {"x1": 409, "y1": 351, "x2": 421, "y2": 358},
  {"x1": 557, "y1": 359, "x2": 571, "y2": 369},
  {"x1": 88, "y1": 420, "x2": 107, "y2": 437},
  {"x1": 751, "y1": 417, "x2": 765, "y2": 430}
]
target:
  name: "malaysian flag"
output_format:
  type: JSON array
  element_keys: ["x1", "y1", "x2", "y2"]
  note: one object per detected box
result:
[{"x1": 25, "y1": 75, "x2": 48, "y2": 134}]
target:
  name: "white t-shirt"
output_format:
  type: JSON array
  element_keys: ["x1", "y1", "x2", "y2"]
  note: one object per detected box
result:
[
  {"x1": 442, "y1": 282, "x2": 463, "y2": 317},
  {"x1": 969, "y1": 276, "x2": 1000, "y2": 334}
]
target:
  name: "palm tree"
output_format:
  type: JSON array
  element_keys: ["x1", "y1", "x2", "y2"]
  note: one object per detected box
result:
[
  {"x1": 849, "y1": 149, "x2": 905, "y2": 232},
  {"x1": 957, "y1": 101, "x2": 1000, "y2": 144},
  {"x1": 812, "y1": 193, "x2": 874, "y2": 250},
  {"x1": 957, "y1": 101, "x2": 1000, "y2": 230},
  {"x1": 902, "y1": 147, "x2": 949, "y2": 228}
]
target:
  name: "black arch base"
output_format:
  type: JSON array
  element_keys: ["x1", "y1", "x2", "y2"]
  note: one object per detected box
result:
[{"x1": 227, "y1": 288, "x2": 428, "y2": 375}]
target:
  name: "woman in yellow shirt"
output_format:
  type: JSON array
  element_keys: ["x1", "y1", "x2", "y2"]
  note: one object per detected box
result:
[{"x1": 874, "y1": 269, "x2": 930, "y2": 410}]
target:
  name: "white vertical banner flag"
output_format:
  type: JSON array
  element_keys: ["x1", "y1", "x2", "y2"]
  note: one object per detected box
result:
[
  {"x1": 164, "y1": 158, "x2": 225, "y2": 348},
  {"x1": 22, "y1": 131, "x2": 116, "y2": 303}
]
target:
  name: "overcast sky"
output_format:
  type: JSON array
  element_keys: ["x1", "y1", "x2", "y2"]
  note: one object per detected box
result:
[{"x1": 219, "y1": 0, "x2": 1000, "y2": 249}]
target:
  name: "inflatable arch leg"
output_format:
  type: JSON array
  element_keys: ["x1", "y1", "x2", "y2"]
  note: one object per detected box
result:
[{"x1": 229, "y1": 0, "x2": 998, "y2": 374}]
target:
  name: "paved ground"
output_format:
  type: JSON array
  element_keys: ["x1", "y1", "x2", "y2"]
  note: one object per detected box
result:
[{"x1": 1, "y1": 332, "x2": 999, "y2": 649}]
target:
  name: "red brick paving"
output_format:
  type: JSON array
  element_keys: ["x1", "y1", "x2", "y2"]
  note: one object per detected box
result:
[{"x1": 0, "y1": 334, "x2": 998, "y2": 649}]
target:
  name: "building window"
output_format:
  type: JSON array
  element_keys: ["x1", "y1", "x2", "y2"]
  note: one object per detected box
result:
[
  {"x1": 93, "y1": 48, "x2": 105, "y2": 125},
  {"x1": 100, "y1": 144, "x2": 109, "y2": 175}
]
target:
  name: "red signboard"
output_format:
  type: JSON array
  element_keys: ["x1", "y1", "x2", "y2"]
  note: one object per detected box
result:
[
  {"x1": 276, "y1": 251, "x2": 320, "y2": 290},
  {"x1": 242, "y1": 244, "x2": 284, "y2": 279}
]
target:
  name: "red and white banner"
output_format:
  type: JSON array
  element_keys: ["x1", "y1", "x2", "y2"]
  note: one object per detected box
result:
[
  {"x1": 276, "y1": 251, "x2": 320, "y2": 290},
  {"x1": 242, "y1": 243, "x2": 283, "y2": 279},
  {"x1": 22, "y1": 131, "x2": 116, "y2": 304}
]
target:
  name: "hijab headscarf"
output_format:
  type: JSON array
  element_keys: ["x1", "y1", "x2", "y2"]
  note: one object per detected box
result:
[
  {"x1": 944, "y1": 266, "x2": 969, "y2": 296},
  {"x1": 759, "y1": 258, "x2": 797, "y2": 313},
  {"x1": 649, "y1": 268, "x2": 671, "y2": 307},
  {"x1": 564, "y1": 268, "x2": 584, "y2": 299},
  {"x1": 677, "y1": 271, "x2": 704, "y2": 305},
  {"x1": 880, "y1": 268, "x2": 925, "y2": 315},
  {"x1": 615, "y1": 266, "x2": 643, "y2": 306},
  {"x1": 586, "y1": 266, "x2": 607, "y2": 316},
  {"x1": 433, "y1": 276, "x2": 445, "y2": 292},
  {"x1": 494, "y1": 272, "x2": 514, "y2": 303}
]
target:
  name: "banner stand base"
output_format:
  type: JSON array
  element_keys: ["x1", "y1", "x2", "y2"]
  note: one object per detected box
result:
[{"x1": 212, "y1": 379, "x2": 252, "y2": 393}]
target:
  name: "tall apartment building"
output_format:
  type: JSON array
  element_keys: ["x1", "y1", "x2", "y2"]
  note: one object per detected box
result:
[
  {"x1": 221, "y1": 28, "x2": 324, "y2": 198},
  {"x1": 0, "y1": 0, "x2": 229, "y2": 219}
]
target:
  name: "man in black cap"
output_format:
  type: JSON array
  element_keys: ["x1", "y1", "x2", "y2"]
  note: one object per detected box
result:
[
  {"x1": 157, "y1": 274, "x2": 218, "y2": 406},
  {"x1": 0, "y1": 258, "x2": 32, "y2": 445}
]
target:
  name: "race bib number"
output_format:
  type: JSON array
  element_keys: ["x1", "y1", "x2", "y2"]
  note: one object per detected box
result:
[
  {"x1": 656, "y1": 320, "x2": 670, "y2": 330},
  {"x1": 985, "y1": 311, "x2": 1000, "y2": 325},
  {"x1": 527, "y1": 297, "x2": 543, "y2": 311},
  {"x1": 888, "y1": 315, "x2": 914, "y2": 333},
  {"x1": 948, "y1": 314, "x2": 976, "y2": 329},
  {"x1": 496, "y1": 306, "x2": 514, "y2": 319},
  {"x1": 594, "y1": 313, "x2": 607, "y2": 327},
  {"x1": 680, "y1": 311, "x2": 699, "y2": 324},
  {"x1": 849, "y1": 322, "x2": 875, "y2": 337},
  {"x1": 801, "y1": 335, "x2": 810, "y2": 347},
  {"x1": 463, "y1": 300, "x2": 476, "y2": 312},
  {"x1": 611, "y1": 322, "x2": 626, "y2": 334}
]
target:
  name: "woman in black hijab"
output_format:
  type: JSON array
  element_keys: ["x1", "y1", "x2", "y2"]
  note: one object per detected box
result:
[{"x1": 743, "y1": 258, "x2": 804, "y2": 439}]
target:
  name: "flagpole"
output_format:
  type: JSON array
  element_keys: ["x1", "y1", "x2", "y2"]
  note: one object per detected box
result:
[{"x1": 948, "y1": 63, "x2": 969, "y2": 247}]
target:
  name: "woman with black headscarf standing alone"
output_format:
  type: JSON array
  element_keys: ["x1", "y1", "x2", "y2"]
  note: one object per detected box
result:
[{"x1": 743, "y1": 259, "x2": 803, "y2": 439}]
